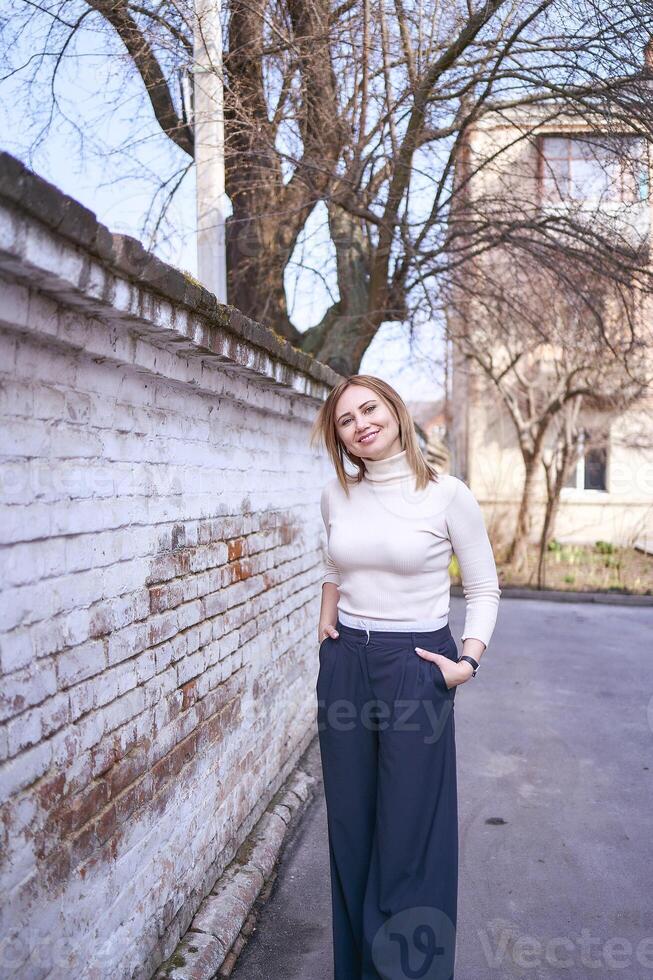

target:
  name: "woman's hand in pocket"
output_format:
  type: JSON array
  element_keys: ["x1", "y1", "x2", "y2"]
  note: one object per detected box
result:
[
  {"x1": 319, "y1": 623, "x2": 340, "y2": 644},
  {"x1": 414, "y1": 646, "x2": 473, "y2": 689}
]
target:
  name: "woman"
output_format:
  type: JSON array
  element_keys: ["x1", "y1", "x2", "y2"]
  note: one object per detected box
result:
[{"x1": 309, "y1": 374, "x2": 501, "y2": 980}]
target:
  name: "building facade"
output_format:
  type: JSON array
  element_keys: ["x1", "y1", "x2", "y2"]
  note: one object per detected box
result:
[{"x1": 446, "y1": 107, "x2": 653, "y2": 554}]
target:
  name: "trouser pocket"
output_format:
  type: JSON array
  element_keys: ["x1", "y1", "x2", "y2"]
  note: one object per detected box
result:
[{"x1": 430, "y1": 634, "x2": 458, "y2": 694}]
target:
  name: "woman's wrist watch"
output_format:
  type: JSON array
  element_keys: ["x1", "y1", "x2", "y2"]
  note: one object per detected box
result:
[{"x1": 457, "y1": 655, "x2": 480, "y2": 677}]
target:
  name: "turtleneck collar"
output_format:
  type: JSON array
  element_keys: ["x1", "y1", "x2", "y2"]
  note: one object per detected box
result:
[{"x1": 362, "y1": 447, "x2": 414, "y2": 484}]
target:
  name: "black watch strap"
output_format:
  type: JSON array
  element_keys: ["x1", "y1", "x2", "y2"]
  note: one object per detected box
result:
[{"x1": 457, "y1": 654, "x2": 480, "y2": 676}]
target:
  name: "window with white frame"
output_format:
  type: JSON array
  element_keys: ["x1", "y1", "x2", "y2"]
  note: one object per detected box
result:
[
  {"x1": 538, "y1": 135, "x2": 648, "y2": 205},
  {"x1": 563, "y1": 428, "x2": 608, "y2": 491}
]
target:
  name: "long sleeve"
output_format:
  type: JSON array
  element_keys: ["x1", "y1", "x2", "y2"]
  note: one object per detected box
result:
[
  {"x1": 445, "y1": 478, "x2": 501, "y2": 648},
  {"x1": 320, "y1": 484, "x2": 341, "y2": 588}
]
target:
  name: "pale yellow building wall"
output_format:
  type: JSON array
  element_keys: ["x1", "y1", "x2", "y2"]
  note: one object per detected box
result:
[
  {"x1": 459, "y1": 361, "x2": 653, "y2": 550},
  {"x1": 448, "y1": 109, "x2": 653, "y2": 552}
]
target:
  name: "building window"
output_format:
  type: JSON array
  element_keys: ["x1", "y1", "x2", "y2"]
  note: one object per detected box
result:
[
  {"x1": 538, "y1": 135, "x2": 648, "y2": 205},
  {"x1": 564, "y1": 429, "x2": 608, "y2": 491}
]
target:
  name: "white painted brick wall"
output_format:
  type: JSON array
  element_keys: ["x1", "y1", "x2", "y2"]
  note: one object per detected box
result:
[{"x1": 0, "y1": 169, "x2": 339, "y2": 980}]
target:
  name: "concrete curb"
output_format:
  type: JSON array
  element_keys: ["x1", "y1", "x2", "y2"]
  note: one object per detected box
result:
[
  {"x1": 450, "y1": 585, "x2": 653, "y2": 606},
  {"x1": 153, "y1": 756, "x2": 319, "y2": 979}
]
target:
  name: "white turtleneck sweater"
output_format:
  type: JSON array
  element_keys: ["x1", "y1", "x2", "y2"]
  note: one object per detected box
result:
[{"x1": 320, "y1": 449, "x2": 501, "y2": 648}]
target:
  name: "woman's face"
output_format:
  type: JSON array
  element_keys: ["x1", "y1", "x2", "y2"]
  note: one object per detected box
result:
[{"x1": 334, "y1": 385, "x2": 402, "y2": 461}]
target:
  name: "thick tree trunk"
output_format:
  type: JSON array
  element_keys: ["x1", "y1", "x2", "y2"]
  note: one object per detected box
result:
[
  {"x1": 225, "y1": 207, "x2": 299, "y2": 338},
  {"x1": 506, "y1": 452, "x2": 539, "y2": 575},
  {"x1": 301, "y1": 205, "x2": 373, "y2": 374},
  {"x1": 537, "y1": 494, "x2": 557, "y2": 589},
  {"x1": 300, "y1": 203, "x2": 407, "y2": 372},
  {"x1": 224, "y1": 0, "x2": 342, "y2": 342},
  {"x1": 536, "y1": 435, "x2": 577, "y2": 588}
]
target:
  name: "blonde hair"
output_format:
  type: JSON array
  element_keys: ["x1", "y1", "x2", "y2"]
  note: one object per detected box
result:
[{"x1": 309, "y1": 374, "x2": 439, "y2": 495}]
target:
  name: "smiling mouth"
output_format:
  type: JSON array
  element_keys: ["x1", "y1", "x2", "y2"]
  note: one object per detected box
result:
[{"x1": 358, "y1": 430, "x2": 380, "y2": 444}]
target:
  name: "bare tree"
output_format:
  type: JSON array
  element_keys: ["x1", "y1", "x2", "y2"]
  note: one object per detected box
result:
[
  {"x1": 446, "y1": 248, "x2": 651, "y2": 575},
  {"x1": 538, "y1": 400, "x2": 584, "y2": 588},
  {"x1": 2, "y1": 0, "x2": 653, "y2": 373}
]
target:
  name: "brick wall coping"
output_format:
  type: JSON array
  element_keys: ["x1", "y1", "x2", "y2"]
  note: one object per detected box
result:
[{"x1": 0, "y1": 151, "x2": 343, "y2": 397}]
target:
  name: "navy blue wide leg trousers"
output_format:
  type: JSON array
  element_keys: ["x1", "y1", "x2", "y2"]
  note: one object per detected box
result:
[{"x1": 316, "y1": 618, "x2": 459, "y2": 980}]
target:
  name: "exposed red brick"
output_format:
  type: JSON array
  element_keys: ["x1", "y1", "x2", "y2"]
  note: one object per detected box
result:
[
  {"x1": 279, "y1": 522, "x2": 297, "y2": 545},
  {"x1": 149, "y1": 586, "x2": 167, "y2": 614},
  {"x1": 107, "y1": 747, "x2": 150, "y2": 798},
  {"x1": 95, "y1": 803, "x2": 117, "y2": 844},
  {"x1": 42, "y1": 845, "x2": 72, "y2": 891},
  {"x1": 114, "y1": 773, "x2": 154, "y2": 825},
  {"x1": 174, "y1": 552, "x2": 190, "y2": 576},
  {"x1": 181, "y1": 679, "x2": 197, "y2": 712},
  {"x1": 168, "y1": 732, "x2": 199, "y2": 778},
  {"x1": 229, "y1": 560, "x2": 253, "y2": 582},
  {"x1": 227, "y1": 537, "x2": 245, "y2": 561},
  {"x1": 91, "y1": 736, "x2": 121, "y2": 778},
  {"x1": 150, "y1": 778, "x2": 175, "y2": 818},
  {"x1": 35, "y1": 771, "x2": 66, "y2": 810},
  {"x1": 46, "y1": 779, "x2": 110, "y2": 838},
  {"x1": 70, "y1": 824, "x2": 98, "y2": 868},
  {"x1": 150, "y1": 580, "x2": 185, "y2": 614},
  {"x1": 203, "y1": 697, "x2": 241, "y2": 750},
  {"x1": 45, "y1": 804, "x2": 74, "y2": 839},
  {"x1": 151, "y1": 752, "x2": 174, "y2": 794}
]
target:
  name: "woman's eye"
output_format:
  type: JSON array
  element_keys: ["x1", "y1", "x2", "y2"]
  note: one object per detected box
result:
[{"x1": 340, "y1": 405, "x2": 375, "y2": 426}]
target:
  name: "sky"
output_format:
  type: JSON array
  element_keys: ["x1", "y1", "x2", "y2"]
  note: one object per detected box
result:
[{"x1": 0, "y1": 7, "x2": 445, "y2": 402}]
